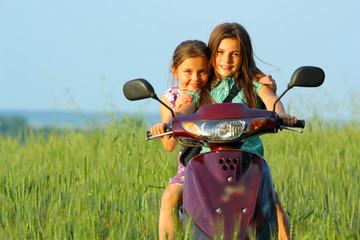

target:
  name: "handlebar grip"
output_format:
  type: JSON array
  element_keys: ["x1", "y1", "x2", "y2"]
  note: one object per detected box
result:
[
  {"x1": 278, "y1": 119, "x2": 305, "y2": 128},
  {"x1": 294, "y1": 119, "x2": 305, "y2": 128},
  {"x1": 146, "y1": 131, "x2": 152, "y2": 138},
  {"x1": 146, "y1": 125, "x2": 172, "y2": 138}
]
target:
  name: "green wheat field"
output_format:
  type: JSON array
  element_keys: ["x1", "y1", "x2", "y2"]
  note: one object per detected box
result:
[{"x1": 0, "y1": 115, "x2": 359, "y2": 239}]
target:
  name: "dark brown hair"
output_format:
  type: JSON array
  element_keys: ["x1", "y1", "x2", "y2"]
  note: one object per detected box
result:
[
  {"x1": 170, "y1": 40, "x2": 210, "y2": 85},
  {"x1": 198, "y1": 22, "x2": 265, "y2": 109}
]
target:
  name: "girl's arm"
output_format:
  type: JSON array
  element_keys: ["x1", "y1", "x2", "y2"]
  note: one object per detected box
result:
[
  {"x1": 150, "y1": 97, "x2": 196, "y2": 152},
  {"x1": 157, "y1": 95, "x2": 178, "y2": 152},
  {"x1": 150, "y1": 101, "x2": 196, "y2": 148},
  {"x1": 258, "y1": 85, "x2": 297, "y2": 126}
]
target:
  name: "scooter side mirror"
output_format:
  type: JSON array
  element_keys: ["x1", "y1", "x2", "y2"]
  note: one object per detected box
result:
[
  {"x1": 288, "y1": 66, "x2": 325, "y2": 88},
  {"x1": 123, "y1": 78, "x2": 176, "y2": 118},
  {"x1": 123, "y1": 78, "x2": 156, "y2": 101},
  {"x1": 273, "y1": 66, "x2": 325, "y2": 111}
]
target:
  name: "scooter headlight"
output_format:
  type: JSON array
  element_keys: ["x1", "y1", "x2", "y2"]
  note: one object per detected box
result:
[
  {"x1": 181, "y1": 118, "x2": 266, "y2": 142},
  {"x1": 181, "y1": 120, "x2": 246, "y2": 141}
]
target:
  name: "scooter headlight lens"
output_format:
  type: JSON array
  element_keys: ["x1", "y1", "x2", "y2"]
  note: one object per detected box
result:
[
  {"x1": 181, "y1": 120, "x2": 246, "y2": 141},
  {"x1": 245, "y1": 119, "x2": 265, "y2": 132},
  {"x1": 182, "y1": 122, "x2": 201, "y2": 136}
]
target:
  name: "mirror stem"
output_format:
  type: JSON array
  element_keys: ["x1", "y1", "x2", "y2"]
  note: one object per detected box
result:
[
  {"x1": 272, "y1": 87, "x2": 292, "y2": 112},
  {"x1": 152, "y1": 95, "x2": 175, "y2": 118}
]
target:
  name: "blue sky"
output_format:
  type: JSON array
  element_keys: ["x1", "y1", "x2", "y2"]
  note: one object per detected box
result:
[{"x1": 1, "y1": 0, "x2": 359, "y2": 120}]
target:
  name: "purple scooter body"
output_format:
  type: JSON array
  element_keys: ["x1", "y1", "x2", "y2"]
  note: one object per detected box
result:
[
  {"x1": 183, "y1": 151, "x2": 277, "y2": 239},
  {"x1": 122, "y1": 65, "x2": 325, "y2": 239},
  {"x1": 171, "y1": 103, "x2": 279, "y2": 239}
]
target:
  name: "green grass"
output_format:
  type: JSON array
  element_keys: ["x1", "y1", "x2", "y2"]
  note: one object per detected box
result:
[
  {"x1": 263, "y1": 120, "x2": 360, "y2": 239},
  {"x1": 0, "y1": 116, "x2": 359, "y2": 239}
]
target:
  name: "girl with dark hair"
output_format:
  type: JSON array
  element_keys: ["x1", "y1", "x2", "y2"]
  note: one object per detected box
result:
[{"x1": 156, "y1": 40, "x2": 210, "y2": 240}]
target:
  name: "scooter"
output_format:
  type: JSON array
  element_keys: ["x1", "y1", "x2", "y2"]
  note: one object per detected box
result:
[{"x1": 123, "y1": 66, "x2": 324, "y2": 239}]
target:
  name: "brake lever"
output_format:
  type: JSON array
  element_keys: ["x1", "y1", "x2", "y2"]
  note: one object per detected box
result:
[
  {"x1": 279, "y1": 125, "x2": 303, "y2": 133},
  {"x1": 145, "y1": 131, "x2": 174, "y2": 141}
]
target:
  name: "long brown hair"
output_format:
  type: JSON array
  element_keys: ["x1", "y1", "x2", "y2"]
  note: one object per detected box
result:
[
  {"x1": 198, "y1": 22, "x2": 264, "y2": 109},
  {"x1": 170, "y1": 40, "x2": 210, "y2": 85}
]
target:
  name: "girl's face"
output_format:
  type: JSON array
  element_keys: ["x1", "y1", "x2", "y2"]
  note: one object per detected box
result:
[
  {"x1": 173, "y1": 56, "x2": 209, "y2": 92},
  {"x1": 214, "y1": 38, "x2": 242, "y2": 78}
]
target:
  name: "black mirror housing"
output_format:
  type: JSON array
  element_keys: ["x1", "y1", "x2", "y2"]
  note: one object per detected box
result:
[
  {"x1": 123, "y1": 78, "x2": 156, "y2": 101},
  {"x1": 123, "y1": 78, "x2": 176, "y2": 117},
  {"x1": 273, "y1": 66, "x2": 325, "y2": 111},
  {"x1": 288, "y1": 66, "x2": 325, "y2": 89}
]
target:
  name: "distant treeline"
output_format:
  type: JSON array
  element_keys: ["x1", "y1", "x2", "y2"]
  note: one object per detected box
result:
[
  {"x1": 0, "y1": 116, "x2": 65, "y2": 138},
  {"x1": 0, "y1": 116, "x2": 29, "y2": 135}
]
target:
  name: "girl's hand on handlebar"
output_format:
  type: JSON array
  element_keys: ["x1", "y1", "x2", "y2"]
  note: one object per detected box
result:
[
  {"x1": 175, "y1": 93, "x2": 193, "y2": 111},
  {"x1": 259, "y1": 75, "x2": 277, "y2": 93},
  {"x1": 278, "y1": 113, "x2": 297, "y2": 127},
  {"x1": 150, "y1": 122, "x2": 169, "y2": 138}
]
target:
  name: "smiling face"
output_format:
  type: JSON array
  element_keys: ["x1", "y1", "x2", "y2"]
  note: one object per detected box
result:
[
  {"x1": 214, "y1": 38, "x2": 242, "y2": 78},
  {"x1": 173, "y1": 56, "x2": 209, "y2": 92}
]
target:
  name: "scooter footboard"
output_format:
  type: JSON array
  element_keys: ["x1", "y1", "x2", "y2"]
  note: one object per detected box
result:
[{"x1": 183, "y1": 150, "x2": 277, "y2": 239}]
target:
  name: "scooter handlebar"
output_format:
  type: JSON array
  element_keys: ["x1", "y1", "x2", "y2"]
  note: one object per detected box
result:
[
  {"x1": 146, "y1": 126, "x2": 173, "y2": 140},
  {"x1": 146, "y1": 131, "x2": 151, "y2": 138},
  {"x1": 295, "y1": 119, "x2": 305, "y2": 128},
  {"x1": 146, "y1": 117, "x2": 305, "y2": 140},
  {"x1": 277, "y1": 118, "x2": 305, "y2": 134},
  {"x1": 278, "y1": 118, "x2": 305, "y2": 128}
]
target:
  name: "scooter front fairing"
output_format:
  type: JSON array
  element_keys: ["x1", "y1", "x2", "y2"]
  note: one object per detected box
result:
[{"x1": 182, "y1": 150, "x2": 278, "y2": 239}]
